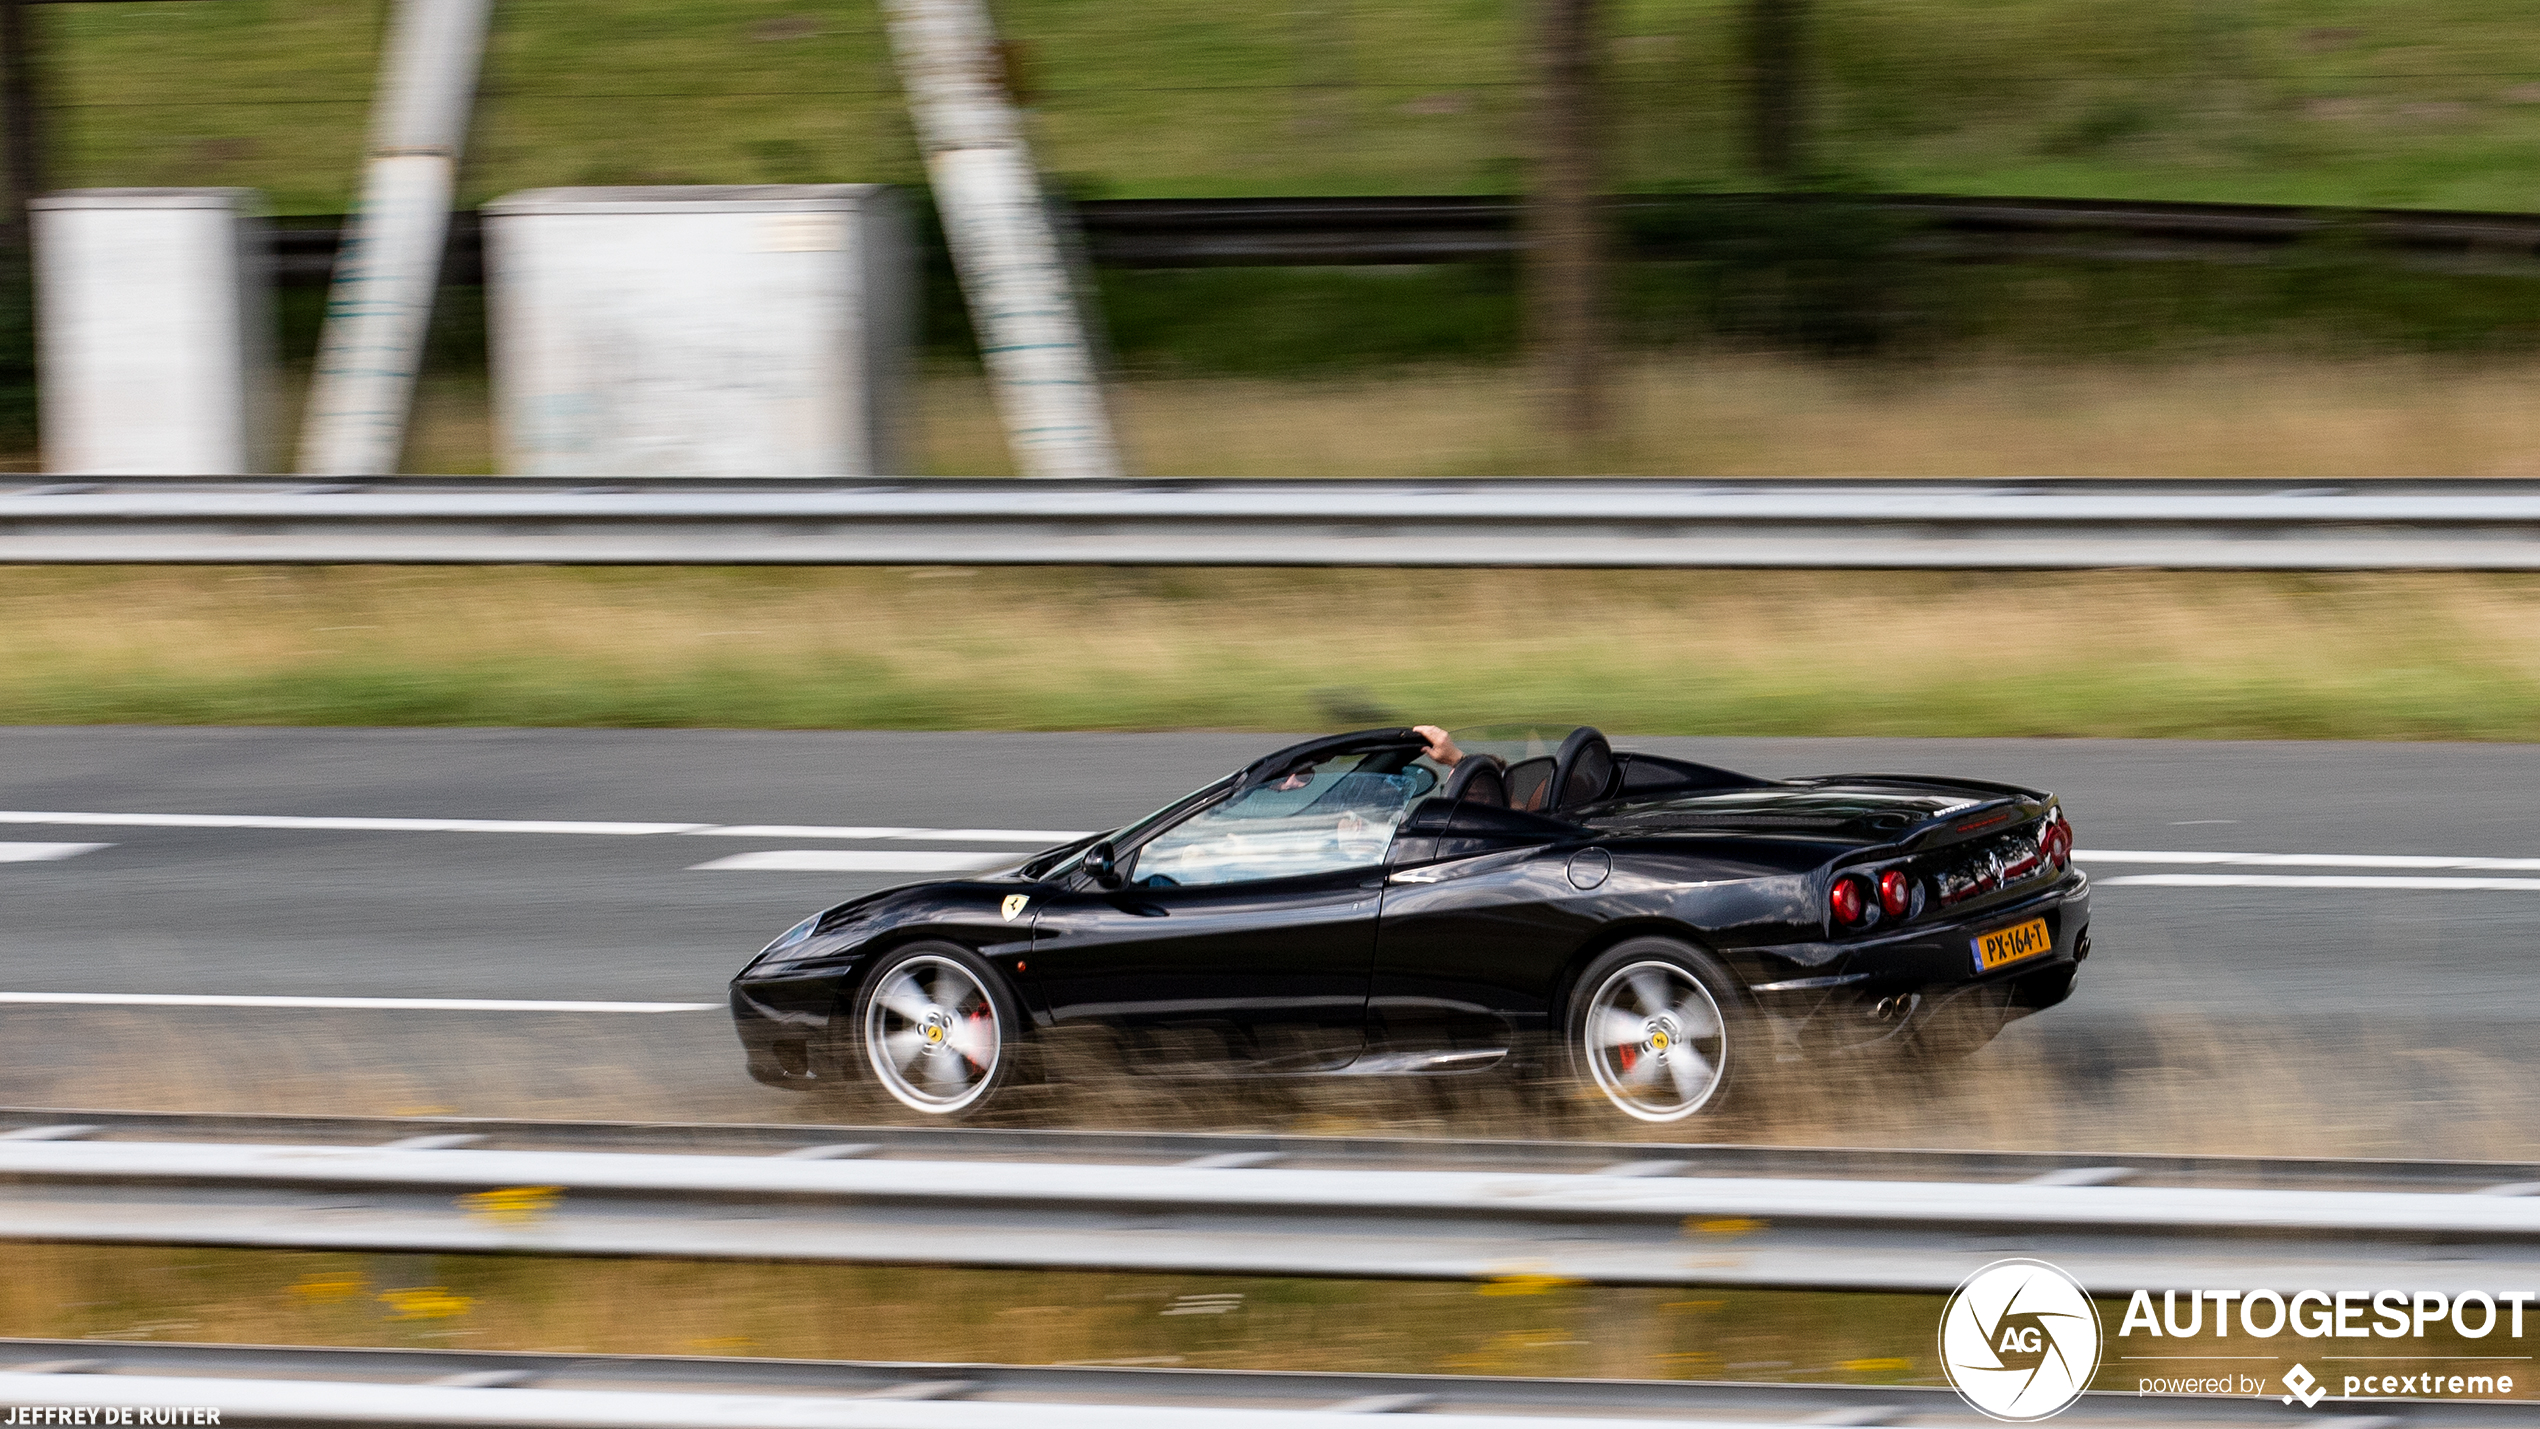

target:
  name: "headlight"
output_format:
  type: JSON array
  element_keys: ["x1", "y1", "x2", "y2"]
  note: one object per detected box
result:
[{"x1": 759, "y1": 914, "x2": 820, "y2": 958}]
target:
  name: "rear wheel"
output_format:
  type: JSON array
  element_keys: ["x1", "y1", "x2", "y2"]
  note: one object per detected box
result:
[
  {"x1": 1564, "y1": 938, "x2": 1745, "y2": 1124},
  {"x1": 851, "y1": 944, "x2": 1020, "y2": 1118}
]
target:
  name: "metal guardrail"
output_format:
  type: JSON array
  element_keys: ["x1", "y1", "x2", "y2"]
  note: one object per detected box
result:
[
  {"x1": 15, "y1": 1340, "x2": 2529, "y2": 1429},
  {"x1": 9, "y1": 1105, "x2": 2536, "y2": 1194},
  {"x1": 272, "y1": 194, "x2": 2540, "y2": 280},
  {"x1": 10, "y1": 477, "x2": 2540, "y2": 568},
  {"x1": 4, "y1": 1114, "x2": 2540, "y2": 1294}
]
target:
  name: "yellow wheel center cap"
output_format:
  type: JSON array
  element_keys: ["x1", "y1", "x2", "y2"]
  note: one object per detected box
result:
[
  {"x1": 1650, "y1": 1030, "x2": 1670, "y2": 1051},
  {"x1": 924, "y1": 1024, "x2": 944, "y2": 1043}
]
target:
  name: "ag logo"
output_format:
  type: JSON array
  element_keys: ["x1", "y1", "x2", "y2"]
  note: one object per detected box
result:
[
  {"x1": 1000, "y1": 894, "x2": 1030, "y2": 923},
  {"x1": 1939, "y1": 1258, "x2": 2103, "y2": 1421}
]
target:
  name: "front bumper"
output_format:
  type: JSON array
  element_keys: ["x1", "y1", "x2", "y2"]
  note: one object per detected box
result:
[{"x1": 730, "y1": 964, "x2": 861, "y2": 1088}]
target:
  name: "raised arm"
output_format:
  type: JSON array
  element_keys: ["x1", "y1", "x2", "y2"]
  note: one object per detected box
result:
[{"x1": 1413, "y1": 725, "x2": 1464, "y2": 767}]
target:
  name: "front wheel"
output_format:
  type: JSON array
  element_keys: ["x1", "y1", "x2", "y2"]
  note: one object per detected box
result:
[
  {"x1": 1564, "y1": 938, "x2": 1745, "y2": 1124},
  {"x1": 850, "y1": 943, "x2": 1021, "y2": 1118}
]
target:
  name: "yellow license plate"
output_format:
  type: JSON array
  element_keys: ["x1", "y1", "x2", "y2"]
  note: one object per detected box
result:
[{"x1": 1973, "y1": 918, "x2": 2053, "y2": 973}]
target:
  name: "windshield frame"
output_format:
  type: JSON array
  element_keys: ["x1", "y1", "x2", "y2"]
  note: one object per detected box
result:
[{"x1": 1027, "y1": 773, "x2": 1240, "y2": 881}]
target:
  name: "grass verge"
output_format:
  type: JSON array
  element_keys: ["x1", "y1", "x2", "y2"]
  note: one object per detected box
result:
[
  {"x1": 6, "y1": 1235, "x2": 2529, "y2": 1393},
  {"x1": 381, "y1": 354, "x2": 2540, "y2": 478},
  {"x1": 11, "y1": 1246, "x2": 2526, "y2": 1394},
  {"x1": 0, "y1": 1246, "x2": 1938, "y2": 1382},
  {"x1": 11, "y1": 1006, "x2": 2540, "y2": 1164},
  {"x1": 8, "y1": 565, "x2": 2540, "y2": 740}
]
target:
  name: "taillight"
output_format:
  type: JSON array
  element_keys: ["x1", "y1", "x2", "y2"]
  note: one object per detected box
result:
[
  {"x1": 1830, "y1": 874, "x2": 1870, "y2": 927},
  {"x1": 1878, "y1": 869, "x2": 1911, "y2": 917}
]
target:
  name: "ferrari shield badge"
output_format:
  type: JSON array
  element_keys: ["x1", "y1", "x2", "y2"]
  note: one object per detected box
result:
[{"x1": 1001, "y1": 894, "x2": 1030, "y2": 923}]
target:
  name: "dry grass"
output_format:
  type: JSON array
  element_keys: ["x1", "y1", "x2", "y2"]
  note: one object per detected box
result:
[
  {"x1": 384, "y1": 353, "x2": 2540, "y2": 479},
  {"x1": 2, "y1": 564, "x2": 2539, "y2": 738},
  {"x1": 8, "y1": 1003, "x2": 2538, "y2": 1166},
  {"x1": 0, "y1": 1008, "x2": 796, "y2": 1125},
  {"x1": 5, "y1": 1240, "x2": 2512, "y2": 1389},
  {"x1": 0, "y1": 1242, "x2": 1933, "y2": 1385},
  {"x1": 882, "y1": 354, "x2": 2540, "y2": 479},
  {"x1": 1088, "y1": 356, "x2": 2540, "y2": 479}
]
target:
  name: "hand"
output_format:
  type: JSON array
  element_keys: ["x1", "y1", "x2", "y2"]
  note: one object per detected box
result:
[{"x1": 1414, "y1": 725, "x2": 1463, "y2": 766}]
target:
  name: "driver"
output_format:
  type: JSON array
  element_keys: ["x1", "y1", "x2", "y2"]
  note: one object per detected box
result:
[
  {"x1": 1272, "y1": 725, "x2": 1462, "y2": 794},
  {"x1": 1261, "y1": 725, "x2": 1463, "y2": 854},
  {"x1": 1413, "y1": 725, "x2": 1465, "y2": 768}
]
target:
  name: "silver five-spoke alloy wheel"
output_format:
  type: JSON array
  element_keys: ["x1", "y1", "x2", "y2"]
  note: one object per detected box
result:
[
  {"x1": 1581, "y1": 959, "x2": 1727, "y2": 1122},
  {"x1": 862, "y1": 954, "x2": 1002, "y2": 1114}
]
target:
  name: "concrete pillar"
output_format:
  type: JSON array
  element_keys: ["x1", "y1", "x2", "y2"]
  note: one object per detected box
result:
[
  {"x1": 34, "y1": 188, "x2": 272, "y2": 475},
  {"x1": 484, "y1": 184, "x2": 911, "y2": 478}
]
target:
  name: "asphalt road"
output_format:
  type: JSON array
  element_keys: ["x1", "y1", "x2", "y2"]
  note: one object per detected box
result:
[{"x1": 0, "y1": 726, "x2": 2532, "y2": 1120}]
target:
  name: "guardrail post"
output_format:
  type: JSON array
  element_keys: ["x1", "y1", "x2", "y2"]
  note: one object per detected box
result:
[
  {"x1": 882, "y1": 0, "x2": 1123, "y2": 480},
  {"x1": 294, "y1": 0, "x2": 490, "y2": 477}
]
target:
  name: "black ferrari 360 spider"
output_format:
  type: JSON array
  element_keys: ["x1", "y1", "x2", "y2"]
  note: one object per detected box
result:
[{"x1": 730, "y1": 725, "x2": 2090, "y2": 1123}]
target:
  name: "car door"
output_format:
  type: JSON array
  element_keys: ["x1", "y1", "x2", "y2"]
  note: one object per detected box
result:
[
  {"x1": 1027, "y1": 752, "x2": 1421, "y2": 1073},
  {"x1": 1370, "y1": 801, "x2": 1586, "y2": 1059}
]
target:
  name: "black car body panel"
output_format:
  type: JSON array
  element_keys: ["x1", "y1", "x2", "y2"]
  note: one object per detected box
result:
[{"x1": 729, "y1": 727, "x2": 2091, "y2": 1090}]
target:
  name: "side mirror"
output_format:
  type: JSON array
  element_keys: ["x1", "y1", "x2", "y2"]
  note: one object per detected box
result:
[{"x1": 1082, "y1": 840, "x2": 1123, "y2": 889}]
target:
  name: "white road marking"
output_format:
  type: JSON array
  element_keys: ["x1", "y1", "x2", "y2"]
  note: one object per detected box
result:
[
  {"x1": 0, "y1": 842, "x2": 108, "y2": 863},
  {"x1": 0, "y1": 810, "x2": 1088, "y2": 843},
  {"x1": 0, "y1": 992, "x2": 716, "y2": 1012},
  {"x1": 2083, "y1": 849, "x2": 2540, "y2": 871},
  {"x1": 2101, "y1": 873, "x2": 2540, "y2": 892},
  {"x1": 692, "y1": 825, "x2": 1089, "y2": 843},
  {"x1": 690, "y1": 850, "x2": 1020, "y2": 873},
  {"x1": 0, "y1": 811, "x2": 706, "y2": 836}
]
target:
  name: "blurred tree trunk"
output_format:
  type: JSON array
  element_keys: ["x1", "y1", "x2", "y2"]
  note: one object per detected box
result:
[
  {"x1": 1525, "y1": 0, "x2": 1604, "y2": 455},
  {"x1": 1745, "y1": 0, "x2": 1808, "y2": 180},
  {"x1": 0, "y1": 0, "x2": 41, "y2": 452},
  {"x1": 1, "y1": 0, "x2": 40, "y2": 250}
]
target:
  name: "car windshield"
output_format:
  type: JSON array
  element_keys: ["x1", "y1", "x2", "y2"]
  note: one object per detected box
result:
[{"x1": 1126, "y1": 750, "x2": 1438, "y2": 887}]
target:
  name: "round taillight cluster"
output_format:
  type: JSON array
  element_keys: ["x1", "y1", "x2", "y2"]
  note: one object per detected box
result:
[
  {"x1": 2042, "y1": 811, "x2": 2074, "y2": 870},
  {"x1": 1830, "y1": 874, "x2": 1868, "y2": 926},
  {"x1": 1828, "y1": 868, "x2": 1920, "y2": 934},
  {"x1": 1834, "y1": 867, "x2": 1918, "y2": 930}
]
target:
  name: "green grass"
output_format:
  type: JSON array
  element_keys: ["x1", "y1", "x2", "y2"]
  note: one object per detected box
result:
[
  {"x1": 39, "y1": 0, "x2": 2540, "y2": 216},
  {"x1": 15, "y1": 566, "x2": 2540, "y2": 741}
]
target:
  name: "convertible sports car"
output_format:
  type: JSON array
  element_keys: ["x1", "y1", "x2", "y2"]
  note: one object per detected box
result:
[{"x1": 729, "y1": 725, "x2": 2091, "y2": 1124}]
